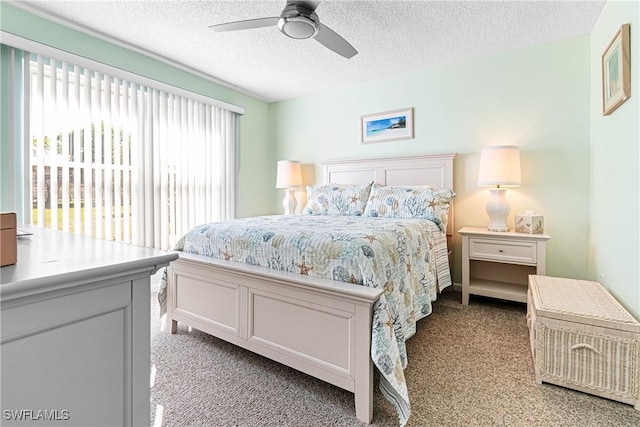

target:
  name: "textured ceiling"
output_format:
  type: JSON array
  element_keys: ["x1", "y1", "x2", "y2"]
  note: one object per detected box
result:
[{"x1": 11, "y1": 0, "x2": 605, "y2": 103}]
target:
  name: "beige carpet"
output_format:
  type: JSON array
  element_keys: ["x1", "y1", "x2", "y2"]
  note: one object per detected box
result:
[{"x1": 150, "y1": 289, "x2": 640, "y2": 426}]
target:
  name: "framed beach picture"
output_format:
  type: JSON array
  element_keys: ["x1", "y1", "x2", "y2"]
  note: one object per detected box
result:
[
  {"x1": 602, "y1": 24, "x2": 630, "y2": 116},
  {"x1": 361, "y1": 107, "x2": 414, "y2": 144}
]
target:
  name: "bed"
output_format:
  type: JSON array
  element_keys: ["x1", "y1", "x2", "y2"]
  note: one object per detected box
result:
[{"x1": 164, "y1": 153, "x2": 455, "y2": 425}]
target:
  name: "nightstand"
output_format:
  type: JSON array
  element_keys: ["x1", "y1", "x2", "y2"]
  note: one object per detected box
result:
[{"x1": 459, "y1": 226, "x2": 550, "y2": 305}]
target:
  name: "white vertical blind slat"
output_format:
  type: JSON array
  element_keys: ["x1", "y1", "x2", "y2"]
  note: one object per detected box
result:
[
  {"x1": 104, "y1": 74, "x2": 113, "y2": 241},
  {"x1": 113, "y1": 77, "x2": 122, "y2": 242},
  {"x1": 159, "y1": 90, "x2": 169, "y2": 250},
  {"x1": 173, "y1": 96, "x2": 180, "y2": 240},
  {"x1": 35, "y1": 56, "x2": 45, "y2": 227},
  {"x1": 61, "y1": 62, "x2": 70, "y2": 232},
  {"x1": 188, "y1": 99, "x2": 196, "y2": 229},
  {"x1": 198, "y1": 103, "x2": 207, "y2": 226},
  {"x1": 168, "y1": 94, "x2": 178, "y2": 248},
  {"x1": 82, "y1": 65, "x2": 93, "y2": 237},
  {"x1": 216, "y1": 108, "x2": 225, "y2": 221},
  {"x1": 131, "y1": 83, "x2": 143, "y2": 247},
  {"x1": 143, "y1": 87, "x2": 154, "y2": 248},
  {"x1": 204, "y1": 105, "x2": 211, "y2": 223},
  {"x1": 48, "y1": 58, "x2": 58, "y2": 231},
  {"x1": 151, "y1": 88, "x2": 161, "y2": 248},
  {"x1": 212, "y1": 107, "x2": 221, "y2": 221},
  {"x1": 21, "y1": 50, "x2": 31, "y2": 225},
  {"x1": 93, "y1": 71, "x2": 103, "y2": 239},
  {"x1": 72, "y1": 65, "x2": 82, "y2": 234},
  {"x1": 179, "y1": 97, "x2": 188, "y2": 238},
  {"x1": 122, "y1": 80, "x2": 132, "y2": 243}
]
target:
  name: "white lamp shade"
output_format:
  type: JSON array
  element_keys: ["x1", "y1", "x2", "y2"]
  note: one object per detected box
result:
[
  {"x1": 276, "y1": 160, "x2": 302, "y2": 188},
  {"x1": 477, "y1": 145, "x2": 521, "y2": 187}
]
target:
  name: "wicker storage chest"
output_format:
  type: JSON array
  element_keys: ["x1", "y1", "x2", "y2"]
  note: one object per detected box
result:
[{"x1": 527, "y1": 275, "x2": 640, "y2": 409}]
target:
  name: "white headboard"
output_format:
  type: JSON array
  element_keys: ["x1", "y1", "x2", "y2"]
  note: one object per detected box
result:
[{"x1": 320, "y1": 153, "x2": 456, "y2": 238}]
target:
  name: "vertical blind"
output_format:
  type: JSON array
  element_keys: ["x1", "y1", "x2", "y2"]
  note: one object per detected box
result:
[{"x1": 7, "y1": 46, "x2": 239, "y2": 250}]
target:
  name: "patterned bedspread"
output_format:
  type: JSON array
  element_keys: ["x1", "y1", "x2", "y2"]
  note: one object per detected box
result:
[{"x1": 161, "y1": 214, "x2": 451, "y2": 425}]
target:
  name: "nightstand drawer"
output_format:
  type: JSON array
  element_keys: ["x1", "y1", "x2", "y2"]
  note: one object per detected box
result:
[{"x1": 469, "y1": 238, "x2": 537, "y2": 264}]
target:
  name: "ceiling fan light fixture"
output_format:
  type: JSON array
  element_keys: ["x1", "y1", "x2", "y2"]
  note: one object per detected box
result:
[
  {"x1": 278, "y1": 16, "x2": 318, "y2": 39},
  {"x1": 277, "y1": 4, "x2": 319, "y2": 39}
]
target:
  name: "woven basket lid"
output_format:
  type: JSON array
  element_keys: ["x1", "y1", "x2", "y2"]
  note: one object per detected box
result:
[{"x1": 529, "y1": 275, "x2": 640, "y2": 333}]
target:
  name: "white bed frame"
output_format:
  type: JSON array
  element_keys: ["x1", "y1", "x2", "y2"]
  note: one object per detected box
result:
[{"x1": 166, "y1": 153, "x2": 455, "y2": 423}]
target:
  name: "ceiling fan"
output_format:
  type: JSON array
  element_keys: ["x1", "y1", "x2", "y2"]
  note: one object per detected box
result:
[{"x1": 209, "y1": 1, "x2": 358, "y2": 59}]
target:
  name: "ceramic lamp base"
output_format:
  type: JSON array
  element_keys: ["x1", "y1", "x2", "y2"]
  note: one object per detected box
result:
[
  {"x1": 486, "y1": 188, "x2": 510, "y2": 232},
  {"x1": 282, "y1": 188, "x2": 297, "y2": 215}
]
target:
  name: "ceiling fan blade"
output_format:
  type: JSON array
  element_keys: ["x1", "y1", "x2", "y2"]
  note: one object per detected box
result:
[
  {"x1": 209, "y1": 17, "x2": 279, "y2": 32},
  {"x1": 314, "y1": 24, "x2": 358, "y2": 59},
  {"x1": 288, "y1": 1, "x2": 321, "y2": 12}
]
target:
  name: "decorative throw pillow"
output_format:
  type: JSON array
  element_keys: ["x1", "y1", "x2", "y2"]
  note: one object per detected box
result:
[
  {"x1": 302, "y1": 182, "x2": 373, "y2": 216},
  {"x1": 363, "y1": 183, "x2": 455, "y2": 231}
]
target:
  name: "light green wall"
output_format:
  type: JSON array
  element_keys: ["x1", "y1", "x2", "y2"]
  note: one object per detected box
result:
[
  {"x1": 270, "y1": 36, "x2": 592, "y2": 286},
  {"x1": 589, "y1": 1, "x2": 640, "y2": 318},
  {"x1": 0, "y1": 3, "x2": 273, "y2": 219}
]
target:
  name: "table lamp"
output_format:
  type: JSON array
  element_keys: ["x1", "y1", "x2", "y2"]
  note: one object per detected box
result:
[
  {"x1": 477, "y1": 145, "x2": 521, "y2": 232},
  {"x1": 276, "y1": 160, "x2": 302, "y2": 215}
]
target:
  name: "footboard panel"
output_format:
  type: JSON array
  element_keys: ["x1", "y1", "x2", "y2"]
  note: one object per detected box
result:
[
  {"x1": 167, "y1": 253, "x2": 382, "y2": 422},
  {"x1": 249, "y1": 288, "x2": 354, "y2": 377},
  {"x1": 173, "y1": 270, "x2": 243, "y2": 337}
]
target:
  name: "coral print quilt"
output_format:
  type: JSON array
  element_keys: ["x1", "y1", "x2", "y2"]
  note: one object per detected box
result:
[{"x1": 171, "y1": 214, "x2": 451, "y2": 425}]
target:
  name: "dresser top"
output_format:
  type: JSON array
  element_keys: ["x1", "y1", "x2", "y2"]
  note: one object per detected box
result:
[
  {"x1": 529, "y1": 275, "x2": 640, "y2": 333},
  {"x1": 1, "y1": 226, "x2": 178, "y2": 300}
]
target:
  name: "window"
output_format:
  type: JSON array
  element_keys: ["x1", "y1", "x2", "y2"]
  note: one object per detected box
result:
[{"x1": 2, "y1": 42, "x2": 241, "y2": 250}]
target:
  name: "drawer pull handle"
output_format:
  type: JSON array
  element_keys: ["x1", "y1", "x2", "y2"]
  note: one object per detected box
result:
[{"x1": 571, "y1": 343, "x2": 601, "y2": 355}]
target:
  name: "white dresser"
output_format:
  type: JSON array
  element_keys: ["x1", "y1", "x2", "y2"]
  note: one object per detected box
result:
[{"x1": 0, "y1": 227, "x2": 178, "y2": 426}]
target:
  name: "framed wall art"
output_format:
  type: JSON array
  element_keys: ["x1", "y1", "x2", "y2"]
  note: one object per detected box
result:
[
  {"x1": 602, "y1": 23, "x2": 630, "y2": 116},
  {"x1": 361, "y1": 107, "x2": 414, "y2": 144}
]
